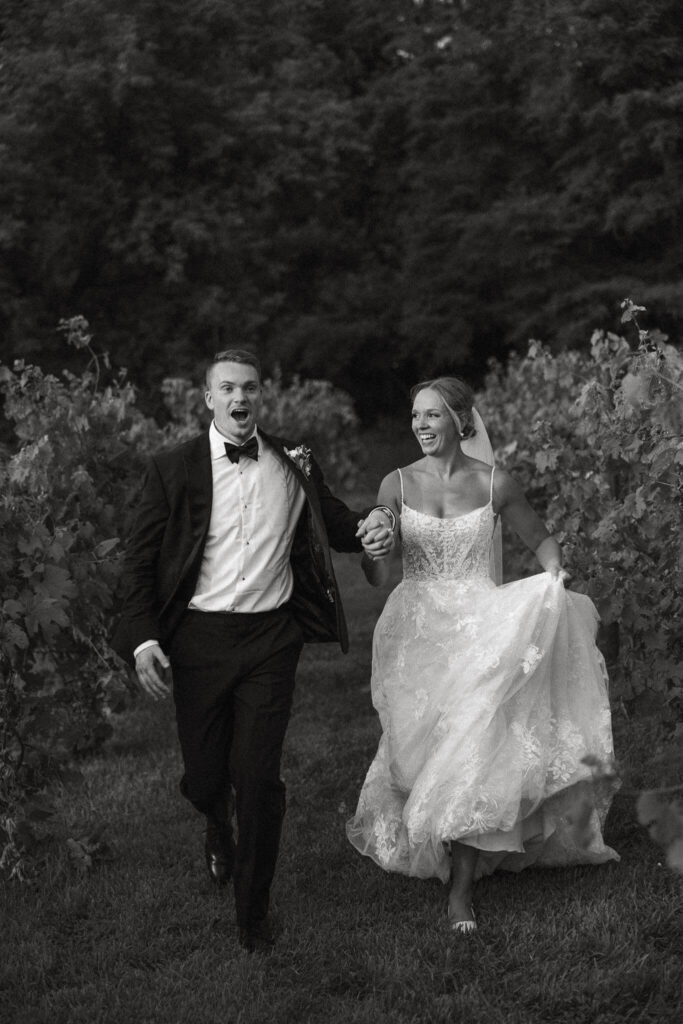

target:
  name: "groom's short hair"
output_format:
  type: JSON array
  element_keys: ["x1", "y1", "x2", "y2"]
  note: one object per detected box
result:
[{"x1": 205, "y1": 349, "x2": 262, "y2": 387}]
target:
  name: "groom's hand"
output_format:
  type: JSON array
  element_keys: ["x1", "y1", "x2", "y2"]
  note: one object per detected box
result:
[{"x1": 135, "y1": 644, "x2": 172, "y2": 700}]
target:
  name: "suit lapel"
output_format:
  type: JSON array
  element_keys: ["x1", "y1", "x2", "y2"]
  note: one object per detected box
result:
[
  {"x1": 182, "y1": 431, "x2": 213, "y2": 562},
  {"x1": 259, "y1": 430, "x2": 323, "y2": 524}
]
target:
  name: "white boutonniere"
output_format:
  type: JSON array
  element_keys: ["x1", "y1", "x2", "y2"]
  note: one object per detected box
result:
[{"x1": 284, "y1": 444, "x2": 313, "y2": 478}]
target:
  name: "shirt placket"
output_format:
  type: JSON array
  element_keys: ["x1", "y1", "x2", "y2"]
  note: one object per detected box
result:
[{"x1": 235, "y1": 461, "x2": 256, "y2": 599}]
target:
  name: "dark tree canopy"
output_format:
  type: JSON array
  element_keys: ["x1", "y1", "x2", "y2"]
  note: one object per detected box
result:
[{"x1": 1, "y1": 0, "x2": 681, "y2": 417}]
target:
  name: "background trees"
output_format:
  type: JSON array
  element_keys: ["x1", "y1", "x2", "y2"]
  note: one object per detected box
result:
[{"x1": 1, "y1": 0, "x2": 681, "y2": 416}]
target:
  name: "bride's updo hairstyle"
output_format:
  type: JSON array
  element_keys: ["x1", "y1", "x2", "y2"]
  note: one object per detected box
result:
[{"x1": 410, "y1": 377, "x2": 477, "y2": 439}]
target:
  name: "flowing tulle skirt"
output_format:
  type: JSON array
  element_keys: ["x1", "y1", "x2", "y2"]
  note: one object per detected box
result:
[{"x1": 347, "y1": 573, "x2": 618, "y2": 881}]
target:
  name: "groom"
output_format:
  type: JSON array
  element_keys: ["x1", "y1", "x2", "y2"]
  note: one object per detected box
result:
[{"x1": 111, "y1": 349, "x2": 394, "y2": 952}]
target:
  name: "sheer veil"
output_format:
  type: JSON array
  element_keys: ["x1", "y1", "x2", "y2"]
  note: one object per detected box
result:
[{"x1": 461, "y1": 408, "x2": 503, "y2": 585}]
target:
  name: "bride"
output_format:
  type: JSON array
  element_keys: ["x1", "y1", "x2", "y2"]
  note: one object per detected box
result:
[{"x1": 346, "y1": 377, "x2": 618, "y2": 933}]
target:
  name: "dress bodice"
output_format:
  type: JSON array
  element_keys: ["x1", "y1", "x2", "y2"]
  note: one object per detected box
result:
[{"x1": 400, "y1": 502, "x2": 495, "y2": 582}]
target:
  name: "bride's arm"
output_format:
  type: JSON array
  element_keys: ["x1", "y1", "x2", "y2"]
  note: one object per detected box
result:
[
  {"x1": 494, "y1": 471, "x2": 563, "y2": 579},
  {"x1": 362, "y1": 472, "x2": 401, "y2": 587},
  {"x1": 533, "y1": 535, "x2": 563, "y2": 577}
]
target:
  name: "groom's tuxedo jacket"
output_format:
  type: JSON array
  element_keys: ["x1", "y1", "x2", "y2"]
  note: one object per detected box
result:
[{"x1": 111, "y1": 429, "x2": 364, "y2": 666}]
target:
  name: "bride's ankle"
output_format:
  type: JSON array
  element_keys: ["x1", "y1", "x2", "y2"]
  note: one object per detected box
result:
[{"x1": 448, "y1": 887, "x2": 474, "y2": 915}]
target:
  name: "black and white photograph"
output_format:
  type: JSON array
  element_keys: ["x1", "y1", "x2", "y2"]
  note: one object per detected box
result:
[{"x1": 1, "y1": 2, "x2": 682, "y2": 1022}]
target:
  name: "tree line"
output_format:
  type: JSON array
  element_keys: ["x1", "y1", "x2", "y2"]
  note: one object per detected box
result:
[{"x1": 1, "y1": 0, "x2": 682, "y2": 417}]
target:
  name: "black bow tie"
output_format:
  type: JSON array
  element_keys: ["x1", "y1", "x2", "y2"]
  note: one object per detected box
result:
[{"x1": 224, "y1": 436, "x2": 259, "y2": 464}]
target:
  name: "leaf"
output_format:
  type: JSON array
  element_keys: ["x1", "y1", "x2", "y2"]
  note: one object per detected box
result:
[
  {"x1": 41, "y1": 564, "x2": 77, "y2": 601},
  {"x1": 17, "y1": 533, "x2": 48, "y2": 557},
  {"x1": 66, "y1": 828, "x2": 112, "y2": 871},
  {"x1": 2, "y1": 599, "x2": 26, "y2": 618},
  {"x1": 1, "y1": 621, "x2": 29, "y2": 650},
  {"x1": 535, "y1": 449, "x2": 559, "y2": 473},
  {"x1": 94, "y1": 538, "x2": 120, "y2": 559},
  {"x1": 25, "y1": 599, "x2": 70, "y2": 637}
]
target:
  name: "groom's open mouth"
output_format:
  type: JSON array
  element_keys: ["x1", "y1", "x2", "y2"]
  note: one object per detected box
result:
[{"x1": 231, "y1": 409, "x2": 250, "y2": 423}]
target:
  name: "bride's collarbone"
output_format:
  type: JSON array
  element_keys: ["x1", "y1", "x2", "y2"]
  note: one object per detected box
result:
[
  {"x1": 405, "y1": 490, "x2": 491, "y2": 519},
  {"x1": 408, "y1": 501, "x2": 488, "y2": 520},
  {"x1": 405, "y1": 468, "x2": 491, "y2": 519}
]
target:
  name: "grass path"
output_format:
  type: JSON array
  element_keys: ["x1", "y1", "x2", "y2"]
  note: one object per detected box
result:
[{"x1": 2, "y1": 531, "x2": 683, "y2": 1021}]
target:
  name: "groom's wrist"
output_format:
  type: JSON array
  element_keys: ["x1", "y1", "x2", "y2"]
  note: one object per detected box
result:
[{"x1": 134, "y1": 639, "x2": 160, "y2": 659}]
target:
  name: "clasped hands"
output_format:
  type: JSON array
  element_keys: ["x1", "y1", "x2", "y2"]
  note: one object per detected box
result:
[{"x1": 356, "y1": 510, "x2": 395, "y2": 561}]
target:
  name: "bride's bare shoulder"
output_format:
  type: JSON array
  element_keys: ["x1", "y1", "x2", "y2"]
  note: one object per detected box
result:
[
  {"x1": 377, "y1": 461, "x2": 425, "y2": 506},
  {"x1": 490, "y1": 466, "x2": 525, "y2": 504},
  {"x1": 376, "y1": 469, "x2": 402, "y2": 506},
  {"x1": 465, "y1": 456, "x2": 495, "y2": 476}
]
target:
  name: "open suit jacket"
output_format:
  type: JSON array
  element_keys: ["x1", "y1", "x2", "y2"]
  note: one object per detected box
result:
[{"x1": 110, "y1": 429, "x2": 364, "y2": 665}]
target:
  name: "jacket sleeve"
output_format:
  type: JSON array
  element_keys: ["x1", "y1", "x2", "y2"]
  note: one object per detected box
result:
[
  {"x1": 113, "y1": 457, "x2": 171, "y2": 658},
  {"x1": 309, "y1": 456, "x2": 365, "y2": 554}
]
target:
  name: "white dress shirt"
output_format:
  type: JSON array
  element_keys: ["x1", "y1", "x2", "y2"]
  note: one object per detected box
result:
[
  {"x1": 190, "y1": 422, "x2": 305, "y2": 612},
  {"x1": 133, "y1": 423, "x2": 305, "y2": 657}
]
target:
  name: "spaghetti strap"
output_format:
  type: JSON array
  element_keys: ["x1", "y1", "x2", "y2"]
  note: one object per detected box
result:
[
  {"x1": 397, "y1": 467, "x2": 404, "y2": 505},
  {"x1": 489, "y1": 465, "x2": 495, "y2": 504}
]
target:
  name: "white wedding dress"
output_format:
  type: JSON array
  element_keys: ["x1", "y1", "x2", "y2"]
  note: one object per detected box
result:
[{"x1": 347, "y1": 468, "x2": 618, "y2": 881}]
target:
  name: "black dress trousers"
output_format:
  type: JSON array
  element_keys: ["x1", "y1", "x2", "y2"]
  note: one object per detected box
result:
[{"x1": 169, "y1": 605, "x2": 303, "y2": 928}]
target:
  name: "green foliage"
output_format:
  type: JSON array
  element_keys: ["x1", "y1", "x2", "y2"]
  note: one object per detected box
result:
[
  {"x1": 479, "y1": 302, "x2": 683, "y2": 711},
  {"x1": 0, "y1": 317, "x2": 360, "y2": 877}
]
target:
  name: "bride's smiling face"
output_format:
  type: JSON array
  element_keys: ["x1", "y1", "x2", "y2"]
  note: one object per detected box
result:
[{"x1": 411, "y1": 388, "x2": 460, "y2": 455}]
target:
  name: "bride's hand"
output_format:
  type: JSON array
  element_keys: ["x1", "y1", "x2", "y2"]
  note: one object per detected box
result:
[
  {"x1": 549, "y1": 566, "x2": 571, "y2": 584},
  {"x1": 357, "y1": 512, "x2": 395, "y2": 560},
  {"x1": 360, "y1": 523, "x2": 394, "y2": 560}
]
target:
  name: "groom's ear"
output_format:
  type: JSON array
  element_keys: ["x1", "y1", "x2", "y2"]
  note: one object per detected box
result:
[{"x1": 204, "y1": 389, "x2": 214, "y2": 411}]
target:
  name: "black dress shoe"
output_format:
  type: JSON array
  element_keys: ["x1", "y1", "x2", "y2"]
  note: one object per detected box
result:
[
  {"x1": 204, "y1": 817, "x2": 235, "y2": 887},
  {"x1": 238, "y1": 917, "x2": 276, "y2": 954}
]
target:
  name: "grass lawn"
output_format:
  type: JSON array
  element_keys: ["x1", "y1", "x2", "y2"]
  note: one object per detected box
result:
[{"x1": 2, "y1": 446, "x2": 682, "y2": 1023}]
